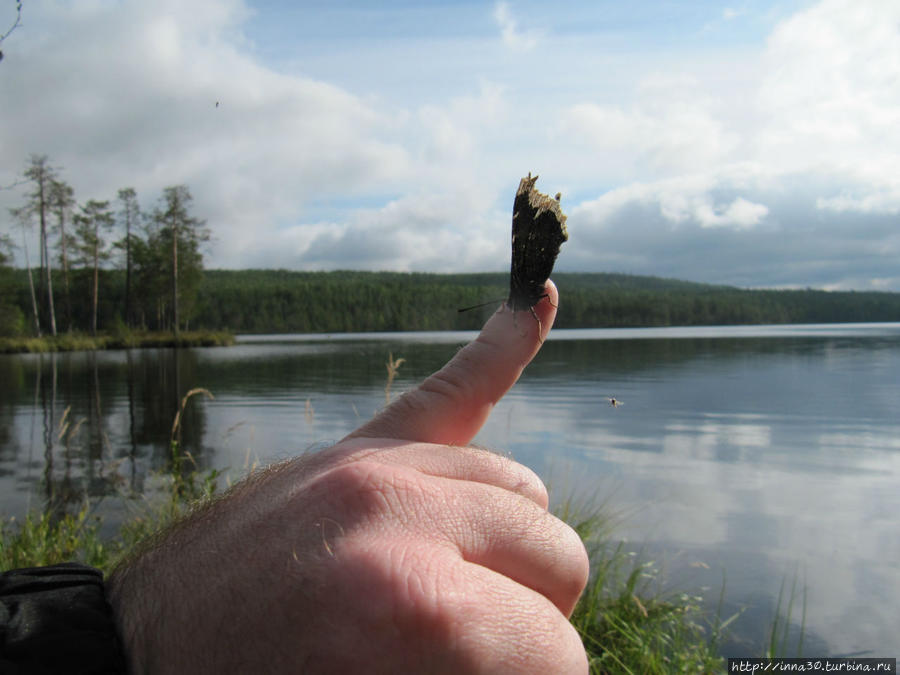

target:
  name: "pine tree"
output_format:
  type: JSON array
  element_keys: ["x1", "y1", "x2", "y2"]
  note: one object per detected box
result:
[
  {"x1": 116, "y1": 188, "x2": 140, "y2": 327},
  {"x1": 73, "y1": 200, "x2": 115, "y2": 336},
  {"x1": 152, "y1": 186, "x2": 209, "y2": 336},
  {"x1": 22, "y1": 155, "x2": 59, "y2": 336},
  {"x1": 49, "y1": 179, "x2": 77, "y2": 332}
]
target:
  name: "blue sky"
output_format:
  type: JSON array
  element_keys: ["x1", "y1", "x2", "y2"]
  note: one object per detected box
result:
[{"x1": 2, "y1": 0, "x2": 899, "y2": 290}]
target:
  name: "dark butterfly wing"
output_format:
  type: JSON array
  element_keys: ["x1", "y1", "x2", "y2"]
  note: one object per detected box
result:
[{"x1": 508, "y1": 174, "x2": 568, "y2": 312}]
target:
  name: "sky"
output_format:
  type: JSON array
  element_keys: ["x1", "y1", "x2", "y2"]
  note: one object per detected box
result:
[{"x1": 1, "y1": 0, "x2": 899, "y2": 290}]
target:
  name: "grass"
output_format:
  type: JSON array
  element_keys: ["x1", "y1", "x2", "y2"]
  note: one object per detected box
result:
[
  {"x1": 0, "y1": 506, "x2": 113, "y2": 571},
  {"x1": 558, "y1": 499, "x2": 733, "y2": 674},
  {"x1": 385, "y1": 352, "x2": 406, "y2": 403},
  {"x1": 0, "y1": 329, "x2": 235, "y2": 353},
  {"x1": 765, "y1": 571, "x2": 807, "y2": 659},
  {"x1": 0, "y1": 459, "x2": 221, "y2": 575}
]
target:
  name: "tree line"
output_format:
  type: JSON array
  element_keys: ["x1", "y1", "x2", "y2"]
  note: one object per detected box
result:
[
  {"x1": 1, "y1": 155, "x2": 209, "y2": 337},
  {"x1": 189, "y1": 270, "x2": 900, "y2": 332},
  {"x1": 4, "y1": 264, "x2": 900, "y2": 337}
]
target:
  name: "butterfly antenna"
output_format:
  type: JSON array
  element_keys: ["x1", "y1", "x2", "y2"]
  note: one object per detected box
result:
[{"x1": 457, "y1": 297, "x2": 505, "y2": 313}]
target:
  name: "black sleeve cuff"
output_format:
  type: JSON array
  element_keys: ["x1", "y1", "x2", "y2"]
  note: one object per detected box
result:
[{"x1": 0, "y1": 562, "x2": 127, "y2": 674}]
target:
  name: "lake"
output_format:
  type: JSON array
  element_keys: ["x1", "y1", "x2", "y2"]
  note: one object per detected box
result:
[{"x1": 1, "y1": 323, "x2": 898, "y2": 657}]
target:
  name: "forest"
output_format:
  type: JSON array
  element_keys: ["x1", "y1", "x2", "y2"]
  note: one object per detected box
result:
[
  {"x1": 193, "y1": 269, "x2": 900, "y2": 332},
  {"x1": 4, "y1": 266, "x2": 900, "y2": 336}
]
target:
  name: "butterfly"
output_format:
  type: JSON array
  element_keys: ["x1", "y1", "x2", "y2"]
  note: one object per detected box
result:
[
  {"x1": 457, "y1": 174, "x2": 568, "y2": 334},
  {"x1": 507, "y1": 173, "x2": 568, "y2": 321}
]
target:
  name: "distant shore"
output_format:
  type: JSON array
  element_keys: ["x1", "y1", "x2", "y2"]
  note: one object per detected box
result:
[
  {"x1": 0, "y1": 330, "x2": 235, "y2": 354},
  {"x1": 5, "y1": 269, "x2": 900, "y2": 337}
]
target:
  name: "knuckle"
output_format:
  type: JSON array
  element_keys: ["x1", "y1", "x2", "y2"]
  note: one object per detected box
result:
[{"x1": 312, "y1": 459, "x2": 429, "y2": 526}]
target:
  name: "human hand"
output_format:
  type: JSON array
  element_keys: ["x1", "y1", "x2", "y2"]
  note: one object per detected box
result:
[{"x1": 108, "y1": 281, "x2": 589, "y2": 674}]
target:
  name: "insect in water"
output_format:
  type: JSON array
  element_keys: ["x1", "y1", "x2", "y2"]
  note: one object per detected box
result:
[
  {"x1": 507, "y1": 173, "x2": 568, "y2": 332},
  {"x1": 607, "y1": 397, "x2": 623, "y2": 408}
]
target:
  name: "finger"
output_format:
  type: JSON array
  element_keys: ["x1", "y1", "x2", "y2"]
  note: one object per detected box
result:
[
  {"x1": 347, "y1": 280, "x2": 559, "y2": 446},
  {"x1": 331, "y1": 533, "x2": 588, "y2": 673},
  {"x1": 451, "y1": 561, "x2": 590, "y2": 674},
  {"x1": 312, "y1": 437, "x2": 550, "y2": 508},
  {"x1": 421, "y1": 478, "x2": 589, "y2": 617}
]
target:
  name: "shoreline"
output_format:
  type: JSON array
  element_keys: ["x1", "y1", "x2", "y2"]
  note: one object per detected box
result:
[{"x1": 0, "y1": 330, "x2": 235, "y2": 354}]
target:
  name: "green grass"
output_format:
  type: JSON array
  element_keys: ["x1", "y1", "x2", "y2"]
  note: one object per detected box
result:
[
  {"x1": 0, "y1": 460, "x2": 221, "y2": 575},
  {"x1": 0, "y1": 506, "x2": 114, "y2": 571},
  {"x1": 765, "y1": 571, "x2": 807, "y2": 659},
  {"x1": 0, "y1": 330, "x2": 234, "y2": 353},
  {"x1": 557, "y1": 499, "x2": 732, "y2": 674}
]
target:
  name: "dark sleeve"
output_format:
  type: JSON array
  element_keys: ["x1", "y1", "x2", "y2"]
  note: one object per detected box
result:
[{"x1": 0, "y1": 562, "x2": 126, "y2": 674}]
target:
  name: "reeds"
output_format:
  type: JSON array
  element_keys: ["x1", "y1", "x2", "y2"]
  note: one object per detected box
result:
[
  {"x1": 766, "y1": 569, "x2": 807, "y2": 658},
  {"x1": 384, "y1": 352, "x2": 405, "y2": 404}
]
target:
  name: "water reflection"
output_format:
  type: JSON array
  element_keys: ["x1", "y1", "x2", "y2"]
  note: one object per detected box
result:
[{"x1": 0, "y1": 348, "x2": 212, "y2": 520}]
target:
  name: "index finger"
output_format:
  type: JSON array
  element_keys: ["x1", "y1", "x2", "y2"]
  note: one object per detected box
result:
[{"x1": 346, "y1": 280, "x2": 558, "y2": 446}]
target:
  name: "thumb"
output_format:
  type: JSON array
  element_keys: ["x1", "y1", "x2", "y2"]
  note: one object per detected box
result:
[{"x1": 346, "y1": 280, "x2": 558, "y2": 446}]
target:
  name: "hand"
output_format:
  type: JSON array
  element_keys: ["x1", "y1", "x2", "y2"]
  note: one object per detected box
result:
[{"x1": 108, "y1": 281, "x2": 589, "y2": 674}]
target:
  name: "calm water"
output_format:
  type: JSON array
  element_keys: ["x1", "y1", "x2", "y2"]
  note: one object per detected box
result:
[{"x1": 1, "y1": 323, "x2": 898, "y2": 657}]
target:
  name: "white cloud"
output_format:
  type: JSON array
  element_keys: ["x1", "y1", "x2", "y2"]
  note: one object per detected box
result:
[
  {"x1": 561, "y1": 99, "x2": 739, "y2": 178},
  {"x1": 657, "y1": 190, "x2": 769, "y2": 230},
  {"x1": 574, "y1": 168, "x2": 771, "y2": 231},
  {"x1": 493, "y1": 2, "x2": 539, "y2": 52},
  {"x1": 756, "y1": 0, "x2": 900, "y2": 191},
  {"x1": 816, "y1": 188, "x2": 900, "y2": 215},
  {"x1": 414, "y1": 81, "x2": 509, "y2": 173},
  {"x1": 270, "y1": 190, "x2": 507, "y2": 273},
  {"x1": 696, "y1": 197, "x2": 769, "y2": 229}
]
